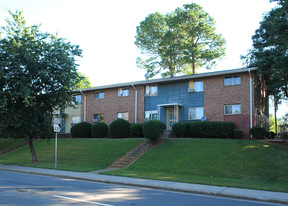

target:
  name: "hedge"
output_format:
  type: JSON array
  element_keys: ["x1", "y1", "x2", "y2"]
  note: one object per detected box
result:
[
  {"x1": 109, "y1": 118, "x2": 130, "y2": 138},
  {"x1": 91, "y1": 122, "x2": 108, "y2": 138},
  {"x1": 130, "y1": 123, "x2": 144, "y2": 137},
  {"x1": 249, "y1": 126, "x2": 266, "y2": 139},
  {"x1": 172, "y1": 122, "x2": 190, "y2": 137},
  {"x1": 143, "y1": 120, "x2": 166, "y2": 141},
  {"x1": 70, "y1": 122, "x2": 92, "y2": 138}
]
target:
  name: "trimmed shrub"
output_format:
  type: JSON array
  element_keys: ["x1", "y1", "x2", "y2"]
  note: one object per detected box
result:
[
  {"x1": 188, "y1": 121, "x2": 235, "y2": 138},
  {"x1": 172, "y1": 122, "x2": 190, "y2": 137},
  {"x1": 234, "y1": 129, "x2": 243, "y2": 139},
  {"x1": 91, "y1": 122, "x2": 108, "y2": 138},
  {"x1": 109, "y1": 118, "x2": 130, "y2": 138},
  {"x1": 130, "y1": 123, "x2": 144, "y2": 137},
  {"x1": 70, "y1": 122, "x2": 92, "y2": 138},
  {"x1": 249, "y1": 126, "x2": 266, "y2": 139},
  {"x1": 143, "y1": 120, "x2": 166, "y2": 141}
]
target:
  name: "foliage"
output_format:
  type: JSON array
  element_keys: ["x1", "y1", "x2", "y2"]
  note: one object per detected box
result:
[
  {"x1": 269, "y1": 114, "x2": 281, "y2": 133},
  {"x1": 73, "y1": 72, "x2": 91, "y2": 89},
  {"x1": 242, "y1": 0, "x2": 288, "y2": 99},
  {"x1": 172, "y1": 122, "x2": 190, "y2": 137},
  {"x1": 130, "y1": 123, "x2": 144, "y2": 137},
  {"x1": 91, "y1": 122, "x2": 108, "y2": 138},
  {"x1": 188, "y1": 121, "x2": 235, "y2": 138},
  {"x1": 109, "y1": 118, "x2": 130, "y2": 138},
  {"x1": 70, "y1": 122, "x2": 92, "y2": 138},
  {"x1": 135, "y1": 3, "x2": 226, "y2": 79},
  {"x1": 143, "y1": 120, "x2": 166, "y2": 141},
  {"x1": 233, "y1": 129, "x2": 243, "y2": 139},
  {"x1": 249, "y1": 126, "x2": 267, "y2": 139}
]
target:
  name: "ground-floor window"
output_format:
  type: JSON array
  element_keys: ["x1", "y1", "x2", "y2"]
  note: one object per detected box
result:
[
  {"x1": 93, "y1": 114, "x2": 104, "y2": 122},
  {"x1": 188, "y1": 107, "x2": 204, "y2": 120},
  {"x1": 117, "y1": 112, "x2": 129, "y2": 121},
  {"x1": 71, "y1": 116, "x2": 81, "y2": 126},
  {"x1": 224, "y1": 104, "x2": 241, "y2": 115},
  {"x1": 145, "y1": 110, "x2": 158, "y2": 121}
]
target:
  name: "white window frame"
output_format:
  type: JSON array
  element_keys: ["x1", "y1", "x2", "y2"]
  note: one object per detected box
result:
[
  {"x1": 118, "y1": 88, "x2": 129, "y2": 97},
  {"x1": 193, "y1": 81, "x2": 203, "y2": 92},
  {"x1": 224, "y1": 76, "x2": 241, "y2": 86},
  {"x1": 145, "y1": 85, "x2": 158, "y2": 96},
  {"x1": 224, "y1": 104, "x2": 241, "y2": 115},
  {"x1": 93, "y1": 114, "x2": 104, "y2": 122},
  {"x1": 117, "y1": 112, "x2": 129, "y2": 121},
  {"x1": 94, "y1": 91, "x2": 104, "y2": 99},
  {"x1": 188, "y1": 107, "x2": 204, "y2": 120},
  {"x1": 145, "y1": 110, "x2": 158, "y2": 121}
]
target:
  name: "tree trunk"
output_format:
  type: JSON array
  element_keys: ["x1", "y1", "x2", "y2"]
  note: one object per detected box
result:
[
  {"x1": 274, "y1": 95, "x2": 278, "y2": 136},
  {"x1": 28, "y1": 138, "x2": 38, "y2": 163},
  {"x1": 192, "y1": 62, "x2": 196, "y2": 75}
]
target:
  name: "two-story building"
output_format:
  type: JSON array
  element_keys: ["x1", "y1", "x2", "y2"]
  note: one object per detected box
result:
[{"x1": 61, "y1": 67, "x2": 268, "y2": 139}]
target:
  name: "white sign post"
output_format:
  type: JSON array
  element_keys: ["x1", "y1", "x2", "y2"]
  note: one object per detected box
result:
[{"x1": 53, "y1": 118, "x2": 62, "y2": 169}]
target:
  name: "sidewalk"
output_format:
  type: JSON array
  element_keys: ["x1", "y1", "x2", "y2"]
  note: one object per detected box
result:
[{"x1": 0, "y1": 164, "x2": 288, "y2": 205}]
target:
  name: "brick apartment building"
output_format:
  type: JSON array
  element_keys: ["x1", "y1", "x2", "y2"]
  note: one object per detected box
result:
[{"x1": 63, "y1": 67, "x2": 268, "y2": 139}]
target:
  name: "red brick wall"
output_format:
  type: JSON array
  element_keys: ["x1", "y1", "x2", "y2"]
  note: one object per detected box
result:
[
  {"x1": 204, "y1": 72, "x2": 252, "y2": 138},
  {"x1": 81, "y1": 85, "x2": 145, "y2": 125}
]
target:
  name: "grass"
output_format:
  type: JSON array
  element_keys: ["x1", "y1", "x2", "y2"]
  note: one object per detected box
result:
[
  {"x1": 0, "y1": 138, "x2": 143, "y2": 172},
  {"x1": 0, "y1": 138, "x2": 27, "y2": 151},
  {"x1": 103, "y1": 139, "x2": 288, "y2": 192}
]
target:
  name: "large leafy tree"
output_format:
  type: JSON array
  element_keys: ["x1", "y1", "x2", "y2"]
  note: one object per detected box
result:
[
  {"x1": 73, "y1": 72, "x2": 91, "y2": 89},
  {"x1": 0, "y1": 11, "x2": 82, "y2": 162},
  {"x1": 135, "y1": 3, "x2": 226, "y2": 79}
]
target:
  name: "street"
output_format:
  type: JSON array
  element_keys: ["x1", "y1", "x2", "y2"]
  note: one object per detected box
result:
[{"x1": 0, "y1": 170, "x2": 284, "y2": 206}]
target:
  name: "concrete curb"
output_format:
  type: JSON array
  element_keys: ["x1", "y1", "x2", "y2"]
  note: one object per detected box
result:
[{"x1": 1, "y1": 164, "x2": 288, "y2": 205}]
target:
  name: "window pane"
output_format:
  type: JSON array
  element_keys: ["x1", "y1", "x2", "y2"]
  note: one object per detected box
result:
[
  {"x1": 189, "y1": 108, "x2": 196, "y2": 120},
  {"x1": 233, "y1": 104, "x2": 241, "y2": 114},
  {"x1": 150, "y1": 86, "x2": 158, "y2": 96},
  {"x1": 224, "y1": 78, "x2": 232, "y2": 86},
  {"x1": 194, "y1": 81, "x2": 203, "y2": 92},
  {"x1": 196, "y1": 107, "x2": 204, "y2": 119},
  {"x1": 225, "y1": 105, "x2": 232, "y2": 115},
  {"x1": 233, "y1": 77, "x2": 241, "y2": 85}
]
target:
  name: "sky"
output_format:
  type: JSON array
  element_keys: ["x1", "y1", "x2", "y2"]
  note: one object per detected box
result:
[{"x1": 0, "y1": 0, "x2": 287, "y2": 117}]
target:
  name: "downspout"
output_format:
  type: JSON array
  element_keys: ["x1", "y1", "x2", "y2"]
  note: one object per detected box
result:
[
  {"x1": 79, "y1": 90, "x2": 87, "y2": 122},
  {"x1": 131, "y1": 84, "x2": 137, "y2": 123},
  {"x1": 248, "y1": 68, "x2": 253, "y2": 139}
]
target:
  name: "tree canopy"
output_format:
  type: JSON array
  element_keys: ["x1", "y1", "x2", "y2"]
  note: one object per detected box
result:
[
  {"x1": 0, "y1": 11, "x2": 82, "y2": 162},
  {"x1": 135, "y1": 3, "x2": 226, "y2": 79},
  {"x1": 73, "y1": 72, "x2": 91, "y2": 89}
]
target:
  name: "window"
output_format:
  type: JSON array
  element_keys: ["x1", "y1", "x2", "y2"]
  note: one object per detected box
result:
[
  {"x1": 224, "y1": 76, "x2": 241, "y2": 86},
  {"x1": 188, "y1": 80, "x2": 203, "y2": 92},
  {"x1": 224, "y1": 104, "x2": 241, "y2": 115},
  {"x1": 189, "y1": 107, "x2": 204, "y2": 120},
  {"x1": 71, "y1": 116, "x2": 81, "y2": 126},
  {"x1": 94, "y1": 91, "x2": 104, "y2": 99},
  {"x1": 117, "y1": 112, "x2": 129, "y2": 121},
  {"x1": 194, "y1": 81, "x2": 203, "y2": 92},
  {"x1": 72, "y1": 94, "x2": 81, "y2": 104},
  {"x1": 118, "y1": 88, "x2": 129, "y2": 97},
  {"x1": 145, "y1": 111, "x2": 158, "y2": 121},
  {"x1": 145, "y1": 85, "x2": 158, "y2": 96},
  {"x1": 93, "y1": 114, "x2": 104, "y2": 122}
]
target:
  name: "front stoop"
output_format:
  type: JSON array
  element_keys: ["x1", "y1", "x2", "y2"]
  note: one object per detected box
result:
[{"x1": 108, "y1": 139, "x2": 152, "y2": 169}]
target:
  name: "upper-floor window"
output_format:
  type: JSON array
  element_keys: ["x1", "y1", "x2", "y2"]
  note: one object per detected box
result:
[
  {"x1": 72, "y1": 94, "x2": 81, "y2": 104},
  {"x1": 145, "y1": 85, "x2": 158, "y2": 96},
  {"x1": 224, "y1": 104, "x2": 241, "y2": 115},
  {"x1": 224, "y1": 76, "x2": 241, "y2": 86},
  {"x1": 118, "y1": 88, "x2": 129, "y2": 97},
  {"x1": 188, "y1": 80, "x2": 203, "y2": 92},
  {"x1": 94, "y1": 91, "x2": 104, "y2": 99}
]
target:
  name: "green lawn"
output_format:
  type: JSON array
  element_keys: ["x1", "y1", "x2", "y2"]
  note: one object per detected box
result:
[
  {"x1": 103, "y1": 139, "x2": 288, "y2": 192},
  {"x1": 0, "y1": 138, "x2": 27, "y2": 151},
  {"x1": 0, "y1": 138, "x2": 143, "y2": 171}
]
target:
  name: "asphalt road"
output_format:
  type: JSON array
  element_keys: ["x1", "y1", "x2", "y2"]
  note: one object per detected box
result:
[{"x1": 0, "y1": 170, "x2": 284, "y2": 206}]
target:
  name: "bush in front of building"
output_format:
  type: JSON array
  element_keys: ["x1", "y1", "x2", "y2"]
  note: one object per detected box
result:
[
  {"x1": 188, "y1": 121, "x2": 235, "y2": 138},
  {"x1": 249, "y1": 126, "x2": 266, "y2": 139},
  {"x1": 233, "y1": 129, "x2": 243, "y2": 139},
  {"x1": 172, "y1": 122, "x2": 190, "y2": 137},
  {"x1": 143, "y1": 120, "x2": 166, "y2": 141},
  {"x1": 70, "y1": 122, "x2": 92, "y2": 138},
  {"x1": 109, "y1": 118, "x2": 130, "y2": 138},
  {"x1": 130, "y1": 123, "x2": 144, "y2": 137},
  {"x1": 91, "y1": 122, "x2": 108, "y2": 138}
]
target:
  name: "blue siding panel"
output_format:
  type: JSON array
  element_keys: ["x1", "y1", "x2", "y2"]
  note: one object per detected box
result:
[{"x1": 145, "y1": 81, "x2": 204, "y2": 123}]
